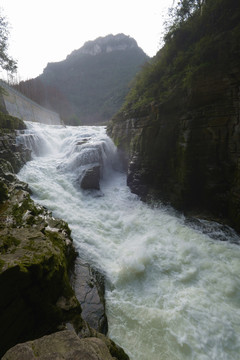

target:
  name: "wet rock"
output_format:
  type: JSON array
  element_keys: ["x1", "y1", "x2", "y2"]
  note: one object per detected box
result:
[
  {"x1": 80, "y1": 165, "x2": 101, "y2": 190},
  {"x1": 0, "y1": 128, "x2": 31, "y2": 173},
  {"x1": 0, "y1": 183, "x2": 82, "y2": 358},
  {"x1": 2, "y1": 330, "x2": 114, "y2": 360},
  {"x1": 73, "y1": 259, "x2": 108, "y2": 334},
  {"x1": 2, "y1": 329, "x2": 130, "y2": 360}
]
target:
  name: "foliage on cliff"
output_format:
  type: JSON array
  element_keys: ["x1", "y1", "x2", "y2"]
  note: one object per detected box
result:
[
  {"x1": 120, "y1": 0, "x2": 240, "y2": 112},
  {"x1": 15, "y1": 34, "x2": 149, "y2": 125}
]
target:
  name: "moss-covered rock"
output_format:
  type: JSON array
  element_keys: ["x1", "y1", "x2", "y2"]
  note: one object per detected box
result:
[
  {"x1": 2, "y1": 330, "x2": 114, "y2": 360},
  {"x1": 0, "y1": 181, "x2": 82, "y2": 357},
  {"x1": 0, "y1": 112, "x2": 26, "y2": 130}
]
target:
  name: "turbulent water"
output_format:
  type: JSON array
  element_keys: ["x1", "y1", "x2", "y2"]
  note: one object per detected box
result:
[{"x1": 17, "y1": 122, "x2": 240, "y2": 360}]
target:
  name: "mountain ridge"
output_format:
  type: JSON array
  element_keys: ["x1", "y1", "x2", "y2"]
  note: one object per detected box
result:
[{"x1": 16, "y1": 34, "x2": 149, "y2": 125}]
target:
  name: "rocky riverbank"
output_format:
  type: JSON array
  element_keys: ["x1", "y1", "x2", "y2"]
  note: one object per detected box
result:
[{"x1": 0, "y1": 112, "x2": 129, "y2": 359}]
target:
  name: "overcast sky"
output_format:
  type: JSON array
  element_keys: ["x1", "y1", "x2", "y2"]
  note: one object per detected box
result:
[{"x1": 1, "y1": 0, "x2": 173, "y2": 81}]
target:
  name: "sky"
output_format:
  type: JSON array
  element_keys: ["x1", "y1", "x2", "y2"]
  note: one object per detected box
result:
[{"x1": 1, "y1": 0, "x2": 173, "y2": 81}]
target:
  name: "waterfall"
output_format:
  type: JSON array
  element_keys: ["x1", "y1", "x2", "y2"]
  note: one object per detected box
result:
[{"x1": 17, "y1": 122, "x2": 240, "y2": 360}]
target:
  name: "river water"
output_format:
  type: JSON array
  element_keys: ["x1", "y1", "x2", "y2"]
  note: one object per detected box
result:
[{"x1": 17, "y1": 122, "x2": 240, "y2": 360}]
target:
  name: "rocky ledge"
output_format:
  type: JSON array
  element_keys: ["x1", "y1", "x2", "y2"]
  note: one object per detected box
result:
[{"x1": 2, "y1": 329, "x2": 129, "y2": 360}]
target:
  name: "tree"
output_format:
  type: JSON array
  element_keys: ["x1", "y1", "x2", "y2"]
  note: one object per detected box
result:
[
  {"x1": 171, "y1": 0, "x2": 205, "y2": 23},
  {"x1": 164, "y1": 0, "x2": 205, "y2": 42},
  {"x1": 0, "y1": 9, "x2": 17, "y2": 73}
]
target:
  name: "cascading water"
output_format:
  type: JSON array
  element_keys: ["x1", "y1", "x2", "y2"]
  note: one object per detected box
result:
[{"x1": 17, "y1": 122, "x2": 240, "y2": 360}]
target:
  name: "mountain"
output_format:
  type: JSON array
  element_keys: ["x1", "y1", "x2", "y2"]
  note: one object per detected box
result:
[
  {"x1": 16, "y1": 34, "x2": 149, "y2": 125},
  {"x1": 107, "y1": 0, "x2": 240, "y2": 232}
]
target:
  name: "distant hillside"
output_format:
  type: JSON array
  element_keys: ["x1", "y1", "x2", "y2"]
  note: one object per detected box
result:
[{"x1": 16, "y1": 34, "x2": 149, "y2": 125}]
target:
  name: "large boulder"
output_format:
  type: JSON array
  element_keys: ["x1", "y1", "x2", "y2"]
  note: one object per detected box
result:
[
  {"x1": 2, "y1": 330, "x2": 114, "y2": 360},
  {"x1": 80, "y1": 166, "x2": 101, "y2": 190},
  {"x1": 2, "y1": 329, "x2": 130, "y2": 360}
]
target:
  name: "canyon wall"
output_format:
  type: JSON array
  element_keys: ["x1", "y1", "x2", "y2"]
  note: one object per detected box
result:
[{"x1": 107, "y1": 0, "x2": 240, "y2": 232}]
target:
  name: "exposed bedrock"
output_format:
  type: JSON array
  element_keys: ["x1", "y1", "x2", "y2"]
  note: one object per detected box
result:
[
  {"x1": 2, "y1": 329, "x2": 129, "y2": 360},
  {"x1": 80, "y1": 165, "x2": 101, "y2": 190},
  {"x1": 73, "y1": 259, "x2": 108, "y2": 334},
  {"x1": 108, "y1": 69, "x2": 240, "y2": 232},
  {"x1": 107, "y1": 0, "x2": 240, "y2": 232}
]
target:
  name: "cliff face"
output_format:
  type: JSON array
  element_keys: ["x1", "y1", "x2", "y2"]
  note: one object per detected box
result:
[{"x1": 107, "y1": 0, "x2": 240, "y2": 232}]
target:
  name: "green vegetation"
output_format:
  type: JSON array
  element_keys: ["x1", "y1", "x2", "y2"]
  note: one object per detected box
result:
[
  {"x1": 0, "y1": 235, "x2": 20, "y2": 254},
  {"x1": 0, "y1": 111, "x2": 26, "y2": 130},
  {"x1": 0, "y1": 10, "x2": 17, "y2": 73},
  {"x1": 120, "y1": 0, "x2": 240, "y2": 112}
]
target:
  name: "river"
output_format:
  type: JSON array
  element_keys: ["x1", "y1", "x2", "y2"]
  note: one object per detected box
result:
[{"x1": 17, "y1": 122, "x2": 240, "y2": 360}]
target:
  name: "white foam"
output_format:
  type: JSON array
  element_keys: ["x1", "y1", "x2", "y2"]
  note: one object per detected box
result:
[{"x1": 18, "y1": 123, "x2": 240, "y2": 360}]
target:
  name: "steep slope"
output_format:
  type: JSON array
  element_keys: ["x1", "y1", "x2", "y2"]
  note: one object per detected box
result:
[
  {"x1": 107, "y1": 0, "x2": 240, "y2": 232},
  {"x1": 16, "y1": 34, "x2": 149, "y2": 125}
]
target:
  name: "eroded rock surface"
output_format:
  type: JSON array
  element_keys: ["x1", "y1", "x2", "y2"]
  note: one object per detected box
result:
[
  {"x1": 2, "y1": 331, "x2": 114, "y2": 360},
  {"x1": 73, "y1": 259, "x2": 108, "y2": 334},
  {"x1": 80, "y1": 166, "x2": 101, "y2": 190}
]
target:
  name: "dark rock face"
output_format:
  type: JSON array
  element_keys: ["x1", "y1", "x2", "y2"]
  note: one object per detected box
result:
[
  {"x1": 0, "y1": 115, "x2": 31, "y2": 173},
  {"x1": 107, "y1": 0, "x2": 240, "y2": 232},
  {"x1": 108, "y1": 61, "x2": 240, "y2": 232},
  {"x1": 80, "y1": 166, "x2": 101, "y2": 190},
  {"x1": 73, "y1": 259, "x2": 108, "y2": 334}
]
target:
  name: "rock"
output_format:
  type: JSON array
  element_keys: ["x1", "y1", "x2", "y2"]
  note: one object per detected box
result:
[
  {"x1": 0, "y1": 177, "x2": 8, "y2": 203},
  {"x1": 83, "y1": 328, "x2": 130, "y2": 360},
  {"x1": 107, "y1": 3, "x2": 240, "y2": 232},
  {"x1": 0, "y1": 182, "x2": 82, "y2": 357},
  {"x1": 0, "y1": 112, "x2": 26, "y2": 131},
  {"x1": 73, "y1": 259, "x2": 108, "y2": 334},
  {"x1": 2, "y1": 330, "x2": 115, "y2": 360},
  {"x1": 0, "y1": 128, "x2": 31, "y2": 174},
  {"x1": 80, "y1": 166, "x2": 101, "y2": 190}
]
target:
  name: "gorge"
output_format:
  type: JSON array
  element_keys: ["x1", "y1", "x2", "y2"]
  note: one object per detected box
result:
[
  {"x1": 13, "y1": 121, "x2": 240, "y2": 359},
  {"x1": 1, "y1": 0, "x2": 240, "y2": 358}
]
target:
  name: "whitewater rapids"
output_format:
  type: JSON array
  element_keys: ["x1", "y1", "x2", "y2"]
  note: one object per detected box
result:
[{"x1": 17, "y1": 122, "x2": 240, "y2": 360}]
